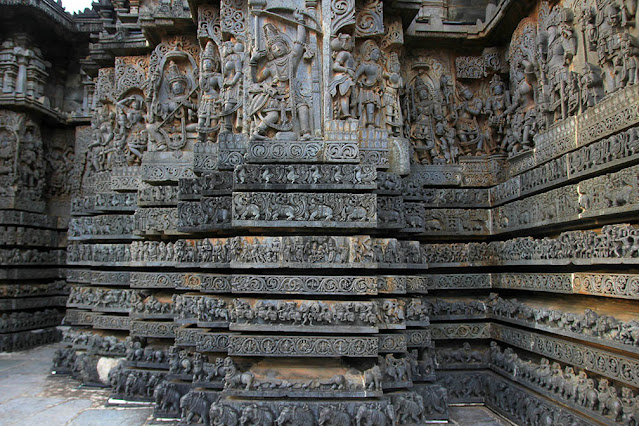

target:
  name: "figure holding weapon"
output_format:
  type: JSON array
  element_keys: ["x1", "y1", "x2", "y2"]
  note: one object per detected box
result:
[{"x1": 247, "y1": 9, "x2": 313, "y2": 140}]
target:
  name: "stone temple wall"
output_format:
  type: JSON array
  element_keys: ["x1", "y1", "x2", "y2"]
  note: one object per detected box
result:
[
  {"x1": 0, "y1": 2, "x2": 97, "y2": 352},
  {"x1": 2, "y1": 0, "x2": 638, "y2": 424}
]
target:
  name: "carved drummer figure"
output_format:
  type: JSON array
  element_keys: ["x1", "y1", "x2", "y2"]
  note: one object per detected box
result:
[{"x1": 354, "y1": 40, "x2": 384, "y2": 129}]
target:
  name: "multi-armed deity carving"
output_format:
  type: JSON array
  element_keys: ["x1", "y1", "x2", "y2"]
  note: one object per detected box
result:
[{"x1": 147, "y1": 37, "x2": 199, "y2": 152}]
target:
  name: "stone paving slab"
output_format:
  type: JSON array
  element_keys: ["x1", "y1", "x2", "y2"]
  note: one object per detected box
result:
[
  {"x1": 0, "y1": 344, "x2": 153, "y2": 425},
  {"x1": 449, "y1": 405, "x2": 515, "y2": 426},
  {"x1": 0, "y1": 343, "x2": 512, "y2": 425}
]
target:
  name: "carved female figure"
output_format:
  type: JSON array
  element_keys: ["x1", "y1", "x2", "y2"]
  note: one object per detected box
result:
[
  {"x1": 354, "y1": 40, "x2": 384, "y2": 129},
  {"x1": 115, "y1": 95, "x2": 146, "y2": 163},
  {"x1": 383, "y1": 51, "x2": 404, "y2": 136},
  {"x1": 198, "y1": 41, "x2": 222, "y2": 142},
  {"x1": 454, "y1": 84, "x2": 483, "y2": 155},
  {"x1": 220, "y1": 40, "x2": 244, "y2": 133},
  {"x1": 248, "y1": 11, "x2": 311, "y2": 140},
  {"x1": 329, "y1": 33, "x2": 356, "y2": 119}
]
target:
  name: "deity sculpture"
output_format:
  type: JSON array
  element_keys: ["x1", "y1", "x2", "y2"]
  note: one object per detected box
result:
[
  {"x1": 484, "y1": 74, "x2": 508, "y2": 155},
  {"x1": 248, "y1": 10, "x2": 312, "y2": 141},
  {"x1": 407, "y1": 77, "x2": 437, "y2": 163},
  {"x1": 545, "y1": 8, "x2": 578, "y2": 119},
  {"x1": 19, "y1": 125, "x2": 42, "y2": 195},
  {"x1": 147, "y1": 57, "x2": 198, "y2": 151},
  {"x1": 580, "y1": 63, "x2": 604, "y2": 110},
  {"x1": 620, "y1": 33, "x2": 639, "y2": 86}
]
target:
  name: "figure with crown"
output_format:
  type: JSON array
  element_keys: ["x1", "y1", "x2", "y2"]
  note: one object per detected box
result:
[
  {"x1": 247, "y1": 9, "x2": 312, "y2": 141},
  {"x1": 220, "y1": 40, "x2": 244, "y2": 134},
  {"x1": 198, "y1": 41, "x2": 223, "y2": 143},
  {"x1": 484, "y1": 74, "x2": 509, "y2": 155},
  {"x1": 147, "y1": 57, "x2": 198, "y2": 151}
]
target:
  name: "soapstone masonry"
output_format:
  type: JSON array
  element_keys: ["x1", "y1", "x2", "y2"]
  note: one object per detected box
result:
[{"x1": 3, "y1": 0, "x2": 639, "y2": 423}]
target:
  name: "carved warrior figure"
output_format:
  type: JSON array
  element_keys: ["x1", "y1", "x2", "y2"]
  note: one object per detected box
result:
[
  {"x1": 248, "y1": 10, "x2": 312, "y2": 141},
  {"x1": 538, "y1": 7, "x2": 578, "y2": 120}
]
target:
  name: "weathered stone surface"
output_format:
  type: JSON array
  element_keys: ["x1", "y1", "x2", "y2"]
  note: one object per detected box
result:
[{"x1": 11, "y1": 0, "x2": 639, "y2": 421}]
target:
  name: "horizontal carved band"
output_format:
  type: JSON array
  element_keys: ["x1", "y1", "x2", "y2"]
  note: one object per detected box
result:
[
  {"x1": 130, "y1": 321, "x2": 177, "y2": 338},
  {"x1": 138, "y1": 183, "x2": 179, "y2": 206},
  {"x1": 493, "y1": 323, "x2": 639, "y2": 389},
  {"x1": 430, "y1": 323, "x2": 492, "y2": 340},
  {"x1": 0, "y1": 327, "x2": 60, "y2": 352},
  {"x1": 0, "y1": 226, "x2": 59, "y2": 247},
  {"x1": 232, "y1": 192, "x2": 377, "y2": 228},
  {"x1": 0, "y1": 210, "x2": 58, "y2": 228},
  {"x1": 228, "y1": 335, "x2": 378, "y2": 357},
  {"x1": 231, "y1": 275, "x2": 377, "y2": 295},
  {"x1": 0, "y1": 296, "x2": 67, "y2": 311},
  {"x1": 92, "y1": 314, "x2": 130, "y2": 330},
  {"x1": 246, "y1": 141, "x2": 323, "y2": 163},
  {"x1": 71, "y1": 193, "x2": 137, "y2": 215},
  {"x1": 233, "y1": 164, "x2": 376, "y2": 190},
  {"x1": 68, "y1": 236, "x2": 424, "y2": 268},
  {"x1": 69, "y1": 215, "x2": 136, "y2": 240},
  {"x1": 140, "y1": 152, "x2": 195, "y2": 183},
  {"x1": 178, "y1": 197, "x2": 231, "y2": 231},
  {"x1": 178, "y1": 172, "x2": 233, "y2": 200},
  {"x1": 0, "y1": 281, "x2": 67, "y2": 298}
]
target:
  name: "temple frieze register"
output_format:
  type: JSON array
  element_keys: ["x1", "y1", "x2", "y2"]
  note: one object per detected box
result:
[{"x1": 3, "y1": 0, "x2": 639, "y2": 424}]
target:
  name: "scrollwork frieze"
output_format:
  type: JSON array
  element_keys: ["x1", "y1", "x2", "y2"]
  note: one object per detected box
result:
[{"x1": 228, "y1": 335, "x2": 378, "y2": 357}]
